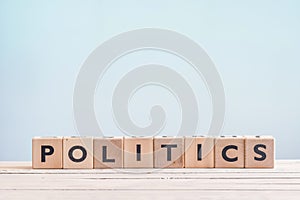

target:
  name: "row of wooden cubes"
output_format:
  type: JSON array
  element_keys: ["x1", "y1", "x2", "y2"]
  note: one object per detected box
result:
[{"x1": 32, "y1": 136, "x2": 274, "y2": 169}]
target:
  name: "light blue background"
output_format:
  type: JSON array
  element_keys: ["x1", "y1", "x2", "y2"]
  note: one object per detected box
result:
[{"x1": 0, "y1": 0, "x2": 299, "y2": 161}]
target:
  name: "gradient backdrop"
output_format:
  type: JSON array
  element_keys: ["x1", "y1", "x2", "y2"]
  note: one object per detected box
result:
[{"x1": 0, "y1": 0, "x2": 299, "y2": 161}]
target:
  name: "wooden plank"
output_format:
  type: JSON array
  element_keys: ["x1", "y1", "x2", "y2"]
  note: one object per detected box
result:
[
  {"x1": 0, "y1": 160, "x2": 300, "y2": 200},
  {"x1": 2, "y1": 191, "x2": 300, "y2": 200}
]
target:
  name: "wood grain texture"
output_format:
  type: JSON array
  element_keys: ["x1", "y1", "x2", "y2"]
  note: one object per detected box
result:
[
  {"x1": 32, "y1": 137, "x2": 63, "y2": 169},
  {"x1": 154, "y1": 137, "x2": 184, "y2": 168},
  {"x1": 245, "y1": 136, "x2": 274, "y2": 168},
  {"x1": 215, "y1": 136, "x2": 245, "y2": 168},
  {"x1": 0, "y1": 160, "x2": 300, "y2": 200},
  {"x1": 93, "y1": 137, "x2": 123, "y2": 169},
  {"x1": 63, "y1": 137, "x2": 93, "y2": 169},
  {"x1": 185, "y1": 136, "x2": 214, "y2": 168},
  {"x1": 123, "y1": 137, "x2": 153, "y2": 168}
]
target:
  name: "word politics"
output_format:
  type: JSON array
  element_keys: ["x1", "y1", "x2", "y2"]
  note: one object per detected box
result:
[{"x1": 32, "y1": 136, "x2": 274, "y2": 169}]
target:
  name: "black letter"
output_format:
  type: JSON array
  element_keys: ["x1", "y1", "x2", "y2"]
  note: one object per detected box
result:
[
  {"x1": 136, "y1": 144, "x2": 141, "y2": 161},
  {"x1": 161, "y1": 144, "x2": 177, "y2": 161},
  {"x1": 68, "y1": 145, "x2": 87, "y2": 162},
  {"x1": 41, "y1": 145, "x2": 54, "y2": 162},
  {"x1": 222, "y1": 145, "x2": 238, "y2": 162},
  {"x1": 254, "y1": 144, "x2": 267, "y2": 161},
  {"x1": 102, "y1": 146, "x2": 115, "y2": 162},
  {"x1": 197, "y1": 144, "x2": 202, "y2": 161}
]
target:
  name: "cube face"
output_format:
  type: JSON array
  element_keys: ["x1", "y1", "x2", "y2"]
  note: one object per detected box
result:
[
  {"x1": 124, "y1": 137, "x2": 153, "y2": 168},
  {"x1": 32, "y1": 137, "x2": 63, "y2": 169},
  {"x1": 245, "y1": 136, "x2": 274, "y2": 168},
  {"x1": 185, "y1": 136, "x2": 214, "y2": 168},
  {"x1": 93, "y1": 137, "x2": 123, "y2": 169},
  {"x1": 63, "y1": 137, "x2": 93, "y2": 169},
  {"x1": 154, "y1": 137, "x2": 184, "y2": 168},
  {"x1": 215, "y1": 136, "x2": 245, "y2": 168}
]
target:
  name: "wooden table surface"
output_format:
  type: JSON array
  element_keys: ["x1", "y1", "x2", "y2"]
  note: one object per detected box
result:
[{"x1": 1, "y1": 160, "x2": 299, "y2": 200}]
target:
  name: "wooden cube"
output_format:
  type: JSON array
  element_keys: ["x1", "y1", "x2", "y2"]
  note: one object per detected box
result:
[
  {"x1": 124, "y1": 137, "x2": 153, "y2": 168},
  {"x1": 63, "y1": 137, "x2": 93, "y2": 169},
  {"x1": 32, "y1": 137, "x2": 63, "y2": 169},
  {"x1": 215, "y1": 136, "x2": 245, "y2": 168},
  {"x1": 245, "y1": 136, "x2": 274, "y2": 168},
  {"x1": 154, "y1": 137, "x2": 184, "y2": 168},
  {"x1": 184, "y1": 136, "x2": 214, "y2": 168},
  {"x1": 93, "y1": 137, "x2": 123, "y2": 169}
]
